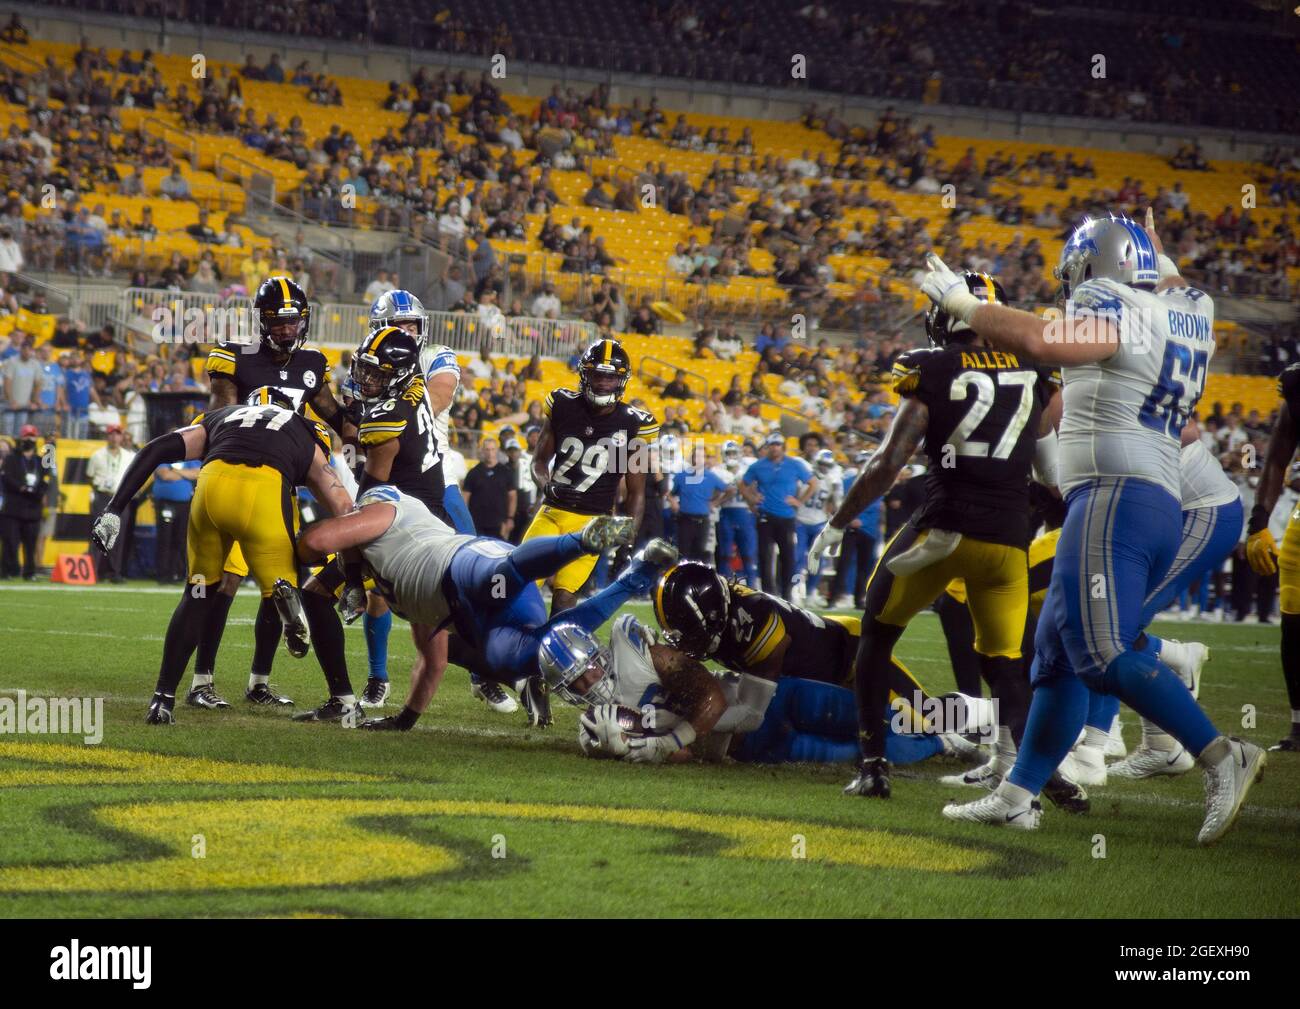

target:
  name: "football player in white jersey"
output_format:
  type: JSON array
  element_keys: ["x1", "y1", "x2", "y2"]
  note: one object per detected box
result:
[
  {"x1": 923, "y1": 210, "x2": 1264, "y2": 843},
  {"x1": 792, "y1": 449, "x2": 841, "y2": 604},
  {"x1": 297, "y1": 484, "x2": 673, "y2": 731}
]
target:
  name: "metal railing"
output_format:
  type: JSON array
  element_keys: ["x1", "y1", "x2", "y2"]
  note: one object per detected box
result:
[{"x1": 141, "y1": 116, "x2": 198, "y2": 170}]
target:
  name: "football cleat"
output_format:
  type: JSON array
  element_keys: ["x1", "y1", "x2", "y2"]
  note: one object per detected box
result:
[
  {"x1": 520, "y1": 675, "x2": 553, "y2": 728},
  {"x1": 246, "y1": 683, "x2": 295, "y2": 706},
  {"x1": 145, "y1": 692, "x2": 175, "y2": 725},
  {"x1": 470, "y1": 679, "x2": 517, "y2": 714},
  {"x1": 1197, "y1": 736, "x2": 1266, "y2": 845},
  {"x1": 1268, "y1": 734, "x2": 1300, "y2": 752},
  {"x1": 291, "y1": 696, "x2": 360, "y2": 723},
  {"x1": 580, "y1": 515, "x2": 635, "y2": 553},
  {"x1": 939, "y1": 732, "x2": 984, "y2": 762},
  {"x1": 939, "y1": 754, "x2": 1003, "y2": 790},
  {"x1": 843, "y1": 758, "x2": 891, "y2": 798},
  {"x1": 272, "y1": 579, "x2": 311, "y2": 658},
  {"x1": 360, "y1": 714, "x2": 411, "y2": 731},
  {"x1": 1069, "y1": 743, "x2": 1108, "y2": 787},
  {"x1": 186, "y1": 684, "x2": 231, "y2": 709},
  {"x1": 1108, "y1": 742, "x2": 1195, "y2": 779},
  {"x1": 943, "y1": 792, "x2": 1042, "y2": 829},
  {"x1": 360, "y1": 677, "x2": 391, "y2": 708},
  {"x1": 1042, "y1": 771, "x2": 1090, "y2": 814}
]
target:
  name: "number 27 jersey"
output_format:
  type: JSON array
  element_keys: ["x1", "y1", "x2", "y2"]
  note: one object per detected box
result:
[
  {"x1": 892, "y1": 344, "x2": 1049, "y2": 548},
  {"x1": 543, "y1": 388, "x2": 658, "y2": 515},
  {"x1": 1058, "y1": 278, "x2": 1215, "y2": 498}
]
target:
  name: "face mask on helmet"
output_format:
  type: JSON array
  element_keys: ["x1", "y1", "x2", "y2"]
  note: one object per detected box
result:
[
  {"x1": 814, "y1": 449, "x2": 836, "y2": 476},
  {"x1": 582, "y1": 365, "x2": 626, "y2": 407},
  {"x1": 262, "y1": 312, "x2": 308, "y2": 354},
  {"x1": 370, "y1": 290, "x2": 428, "y2": 346},
  {"x1": 539, "y1": 626, "x2": 616, "y2": 706},
  {"x1": 351, "y1": 357, "x2": 396, "y2": 401},
  {"x1": 654, "y1": 566, "x2": 729, "y2": 658}
]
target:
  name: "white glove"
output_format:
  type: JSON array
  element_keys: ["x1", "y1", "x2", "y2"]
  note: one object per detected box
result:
[
  {"x1": 806, "y1": 524, "x2": 844, "y2": 572},
  {"x1": 626, "y1": 722, "x2": 696, "y2": 764},
  {"x1": 579, "y1": 704, "x2": 630, "y2": 758},
  {"x1": 91, "y1": 512, "x2": 120, "y2": 553},
  {"x1": 920, "y1": 253, "x2": 981, "y2": 325},
  {"x1": 626, "y1": 733, "x2": 674, "y2": 764},
  {"x1": 338, "y1": 583, "x2": 367, "y2": 625}
]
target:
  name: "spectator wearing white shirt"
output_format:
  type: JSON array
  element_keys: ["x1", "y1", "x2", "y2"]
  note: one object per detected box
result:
[
  {"x1": 667, "y1": 242, "x2": 693, "y2": 276},
  {"x1": 530, "y1": 283, "x2": 561, "y2": 319},
  {"x1": 0, "y1": 226, "x2": 23, "y2": 273},
  {"x1": 363, "y1": 269, "x2": 396, "y2": 304},
  {"x1": 86, "y1": 424, "x2": 137, "y2": 582}
]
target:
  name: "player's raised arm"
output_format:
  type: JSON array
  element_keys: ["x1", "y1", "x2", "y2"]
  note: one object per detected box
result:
[
  {"x1": 922, "y1": 253, "x2": 1122, "y2": 366},
  {"x1": 297, "y1": 500, "x2": 395, "y2": 563}
]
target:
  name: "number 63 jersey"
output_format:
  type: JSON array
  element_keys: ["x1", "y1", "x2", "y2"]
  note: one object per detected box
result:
[
  {"x1": 542, "y1": 388, "x2": 659, "y2": 515},
  {"x1": 1057, "y1": 278, "x2": 1215, "y2": 499},
  {"x1": 892, "y1": 343, "x2": 1053, "y2": 548}
]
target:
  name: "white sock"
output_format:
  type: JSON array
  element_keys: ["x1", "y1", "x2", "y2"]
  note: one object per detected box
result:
[
  {"x1": 338, "y1": 693, "x2": 356, "y2": 705},
  {"x1": 249, "y1": 673, "x2": 268, "y2": 690},
  {"x1": 191, "y1": 672, "x2": 213, "y2": 688},
  {"x1": 998, "y1": 780, "x2": 1034, "y2": 808},
  {"x1": 994, "y1": 726, "x2": 1016, "y2": 772},
  {"x1": 1083, "y1": 725, "x2": 1109, "y2": 749},
  {"x1": 1139, "y1": 716, "x2": 1177, "y2": 751},
  {"x1": 1291, "y1": 709, "x2": 1300, "y2": 725}
]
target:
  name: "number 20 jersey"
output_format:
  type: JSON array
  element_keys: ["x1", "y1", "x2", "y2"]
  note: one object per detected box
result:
[
  {"x1": 1058, "y1": 278, "x2": 1215, "y2": 499},
  {"x1": 542, "y1": 388, "x2": 659, "y2": 515},
  {"x1": 891, "y1": 344, "x2": 1051, "y2": 548}
]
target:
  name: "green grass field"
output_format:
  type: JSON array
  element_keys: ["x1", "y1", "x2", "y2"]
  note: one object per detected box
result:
[{"x1": 2, "y1": 582, "x2": 1297, "y2": 918}]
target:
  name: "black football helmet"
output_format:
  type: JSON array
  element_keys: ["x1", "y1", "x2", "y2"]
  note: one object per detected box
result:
[
  {"x1": 254, "y1": 276, "x2": 311, "y2": 355},
  {"x1": 351, "y1": 326, "x2": 420, "y2": 401},
  {"x1": 652, "y1": 561, "x2": 731, "y2": 658},
  {"x1": 578, "y1": 338, "x2": 631, "y2": 408},
  {"x1": 925, "y1": 271, "x2": 1006, "y2": 347}
]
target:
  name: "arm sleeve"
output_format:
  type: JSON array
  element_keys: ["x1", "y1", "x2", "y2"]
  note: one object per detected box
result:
[
  {"x1": 104, "y1": 432, "x2": 188, "y2": 514},
  {"x1": 711, "y1": 674, "x2": 777, "y2": 734},
  {"x1": 1032, "y1": 429, "x2": 1059, "y2": 488}
]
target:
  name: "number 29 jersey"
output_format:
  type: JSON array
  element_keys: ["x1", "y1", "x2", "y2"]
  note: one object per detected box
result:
[
  {"x1": 892, "y1": 343, "x2": 1050, "y2": 548},
  {"x1": 542, "y1": 388, "x2": 658, "y2": 515},
  {"x1": 1058, "y1": 278, "x2": 1215, "y2": 499}
]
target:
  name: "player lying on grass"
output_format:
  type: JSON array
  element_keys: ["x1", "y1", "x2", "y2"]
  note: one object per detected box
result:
[
  {"x1": 650, "y1": 561, "x2": 992, "y2": 760},
  {"x1": 541, "y1": 614, "x2": 991, "y2": 766},
  {"x1": 90, "y1": 390, "x2": 359, "y2": 725},
  {"x1": 294, "y1": 483, "x2": 678, "y2": 730}
]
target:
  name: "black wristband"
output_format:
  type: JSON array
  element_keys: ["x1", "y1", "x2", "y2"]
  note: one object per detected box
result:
[
  {"x1": 1248, "y1": 504, "x2": 1271, "y2": 536},
  {"x1": 394, "y1": 705, "x2": 420, "y2": 730},
  {"x1": 342, "y1": 557, "x2": 365, "y2": 584}
]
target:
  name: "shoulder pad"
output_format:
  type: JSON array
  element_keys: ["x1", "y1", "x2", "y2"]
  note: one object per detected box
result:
[
  {"x1": 424, "y1": 346, "x2": 460, "y2": 377},
  {"x1": 1070, "y1": 279, "x2": 1125, "y2": 316},
  {"x1": 358, "y1": 484, "x2": 402, "y2": 507},
  {"x1": 614, "y1": 613, "x2": 652, "y2": 655},
  {"x1": 891, "y1": 348, "x2": 936, "y2": 395},
  {"x1": 206, "y1": 345, "x2": 238, "y2": 377}
]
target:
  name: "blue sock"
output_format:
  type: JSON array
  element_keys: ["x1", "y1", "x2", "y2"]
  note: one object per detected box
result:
[
  {"x1": 1007, "y1": 675, "x2": 1090, "y2": 795},
  {"x1": 549, "y1": 577, "x2": 636, "y2": 635},
  {"x1": 1101, "y1": 649, "x2": 1218, "y2": 755},
  {"x1": 1085, "y1": 690, "x2": 1120, "y2": 731},
  {"x1": 504, "y1": 533, "x2": 588, "y2": 588},
  {"x1": 363, "y1": 610, "x2": 391, "y2": 682},
  {"x1": 1140, "y1": 633, "x2": 1165, "y2": 655}
]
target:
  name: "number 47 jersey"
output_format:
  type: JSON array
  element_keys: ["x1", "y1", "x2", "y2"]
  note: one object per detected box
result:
[
  {"x1": 1057, "y1": 278, "x2": 1215, "y2": 498},
  {"x1": 892, "y1": 343, "x2": 1052, "y2": 548}
]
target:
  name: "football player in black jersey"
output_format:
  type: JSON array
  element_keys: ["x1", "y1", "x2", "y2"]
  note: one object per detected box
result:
[
  {"x1": 89, "y1": 390, "x2": 360, "y2": 725},
  {"x1": 808, "y1": 272, "x2": 1061, "y2": 800},
  {"x1": 525, "y1": 338, "x2": 659, "y2": 615},
  {"x1": 1245, "y1": 361, "x2": 1300, "y2": 752},
  {"x1": 188, "y1": 276, "x2": 348, "y2": 712},
  {"x1": 313, "y1": 325, "x2": 442, "y2": 706}
]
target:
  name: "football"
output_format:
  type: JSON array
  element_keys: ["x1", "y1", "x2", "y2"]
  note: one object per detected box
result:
[{"x1": 586, "y1": 704, "x2": 648, "y2": 737}]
